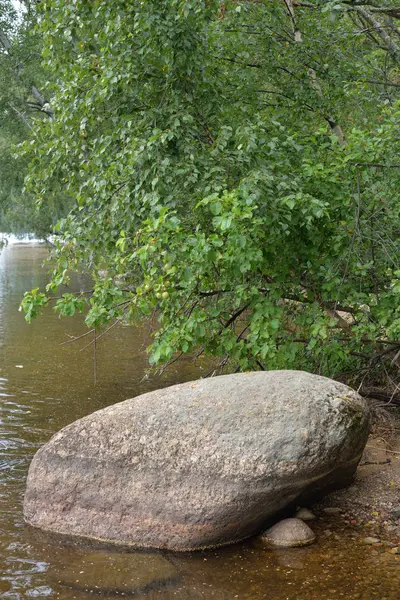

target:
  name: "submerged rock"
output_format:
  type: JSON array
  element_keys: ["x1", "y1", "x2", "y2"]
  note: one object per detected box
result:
[
  {"x1": 363, "y1": 537, "x2": 380, "y2": 545},
  {"x1": 24, "y1": 370, "x2": 370, "y2": 551},
  {"x1": 322, "y1": 507, "x2": 342, "y2": 515},
  {"x1": 54, "y1": 552, "x2": 179, "y2": 595},
  {"x1": 295, "y1": 508, "x2": 316, "y2": 521},
  {"x1": 260, "y1": 518, "x2": 316, "y2": 548}
]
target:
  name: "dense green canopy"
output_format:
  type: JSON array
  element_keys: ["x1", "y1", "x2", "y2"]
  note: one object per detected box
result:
[
  {"x1": 19, "y1": 1, "x2": 400, "y2": 395},
  {"x1": 0, "y1": 0, "x2": 69, "y2": 236}
]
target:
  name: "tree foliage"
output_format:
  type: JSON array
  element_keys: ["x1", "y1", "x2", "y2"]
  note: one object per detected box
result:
[
  {"x1": 0, "y1": 0, "x2": 69, "y2": 236},
  {"x1": 20, "y1": 0, "x2": 400, "y2": 393}
]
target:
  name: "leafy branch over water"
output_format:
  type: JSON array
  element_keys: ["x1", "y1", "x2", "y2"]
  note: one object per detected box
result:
[{"x1": 16, "y1": 1, "x2": 400, "y2": 399}]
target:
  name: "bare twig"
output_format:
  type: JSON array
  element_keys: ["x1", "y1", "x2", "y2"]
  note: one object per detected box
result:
[
  {"x1": 366, "y1": 444, "x2": 400, "y2": 455},
  {"x1": 79, "y1": 318, "x2": 122, "y2": 352},
  {"x1": 59, "y1": 328, "x2": 95, "y2": 345}
]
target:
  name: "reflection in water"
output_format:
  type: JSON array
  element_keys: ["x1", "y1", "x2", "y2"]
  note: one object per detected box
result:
[{"x1": 0, "y1": 245, "x2": 399, "y2": 600}]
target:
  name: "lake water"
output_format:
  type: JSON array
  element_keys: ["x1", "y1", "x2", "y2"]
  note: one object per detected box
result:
[{"x1": 0, "y1": 244, "x2": 399, "y2": 599}]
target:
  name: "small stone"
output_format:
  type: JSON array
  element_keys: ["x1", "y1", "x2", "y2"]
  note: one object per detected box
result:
[
  {"x1": 0, "y1": 580, "x2": 12, "y2": 594},
  {"x1": 295, "y1": 508, "x2": 316, "y2": 521},
  {"x1": 260, "y1": 518, "x2": 316, "y2": 548},
  {"x1": 389, "y1": 547, "x2": 399, "y2": 554},
  {"x1": 348, "y1": 486, "x2": 358, "y2": 493},
  {"x1": 323, "y1": 507, "x2": 342, "y2": 515},
  {"x1": 363, "y1": 537, "x2": 380, "y2": 545}
]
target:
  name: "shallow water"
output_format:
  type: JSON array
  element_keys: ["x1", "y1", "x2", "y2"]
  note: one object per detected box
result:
[{"x1": 0, "y1": 245, "x2": 399, "y2": 599}]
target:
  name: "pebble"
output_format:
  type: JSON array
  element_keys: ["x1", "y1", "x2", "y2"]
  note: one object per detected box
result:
[
  {"x1": 363, "y1": 537, "x2": 380, "y2": 545},
  {"x1": 389, "y1": 547, "x2": 399, "y2": 554},
  {"x1": 295, "y1": 507, "x2": 316, "y2": 521},
  {"x1": 323, "y1": 507, "x2": 342, "y2": 515}
]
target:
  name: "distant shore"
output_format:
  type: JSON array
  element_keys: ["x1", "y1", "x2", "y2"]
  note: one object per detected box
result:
[{"x1": 0, "y1": 233, "x2": 53, "y2": 246}]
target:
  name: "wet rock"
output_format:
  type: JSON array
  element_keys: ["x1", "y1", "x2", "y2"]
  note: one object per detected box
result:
[
  {"x1": 363, "y1": 537, "x2": 380, "y2": 545},
  {"x1": 390, "y1": 507, "x2": 400, "y2": 521},
  {"x1": 295, "y1": 507, "x2": 316, "y2": 521},
  {"x1": 260, "y1": 518, "x2": 316, "y2": 548},
  {"x1": 0, "y1": 580, "x2": 12, "y2": 594},
  {"x1": 24, "y1": 370, "x2": 370, "y2": 551},
  {"x1": 53, "y1": 552, "x2": 179, "y2": 595},
  {"x1": 323, "y1": 507, "x2": 342, "y2": 515}
]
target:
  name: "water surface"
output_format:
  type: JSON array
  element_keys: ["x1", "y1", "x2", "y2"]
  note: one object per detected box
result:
[{"x1": 0, "y1": 245, "x2": 399, "y2": 599}]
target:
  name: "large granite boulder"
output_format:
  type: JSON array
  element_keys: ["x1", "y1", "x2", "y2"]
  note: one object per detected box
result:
[{"x1": 24, "y1": 370, "x2": 370, "y2": 551}]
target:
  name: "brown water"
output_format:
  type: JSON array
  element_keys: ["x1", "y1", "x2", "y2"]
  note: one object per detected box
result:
[{"x1": 0, "y1": 245, "x2": 399, "y2": 600}]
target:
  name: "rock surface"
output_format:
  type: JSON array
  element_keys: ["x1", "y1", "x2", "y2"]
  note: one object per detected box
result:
[
  {"x1": 322, "y1": 507, "x2": 342, "y2": 515},
  {"x1": 295, "y1": 507, "x2": 316, "y2": 521},
  {"x1": 260, "y1": 518, "x2": 316, "y2": 547},
  {"x1": 24, "y1": 370, "x2": 370, "y2": 551},
  {"x1": 363, "y1": 537, "x2": 380, "y2": 545}
]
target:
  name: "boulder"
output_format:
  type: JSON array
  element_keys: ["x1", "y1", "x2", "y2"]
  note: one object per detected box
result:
[{"x1": 24, "y1": 370, "x2": 370, "y2": 551}]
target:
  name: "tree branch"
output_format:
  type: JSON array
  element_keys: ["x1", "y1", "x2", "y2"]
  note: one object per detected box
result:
[{"x1": 352, "y1": 6, "x2": 400, "y2": 59}]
